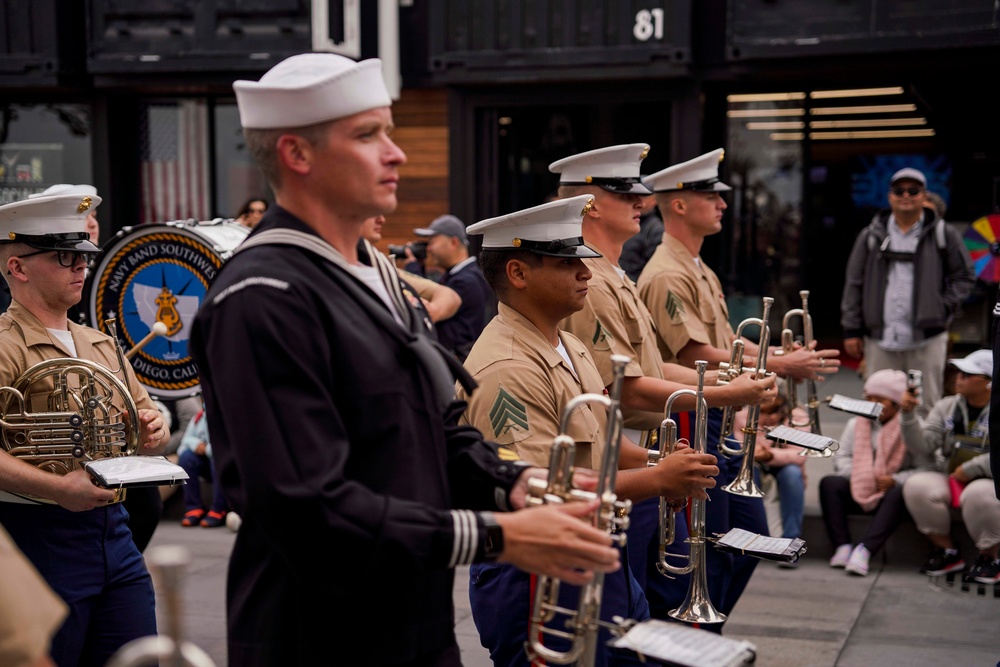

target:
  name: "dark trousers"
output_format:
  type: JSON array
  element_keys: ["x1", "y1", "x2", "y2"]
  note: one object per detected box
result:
[
  {"x1": 469, "y1": 550, "x2": 652, "y2": 667},
  {"x1": 178, "y1": 449, "x2": 228, "y2": 513},
  {"x1": 122, "y1": 485, "x2": 163, "y2": 552},
  {"x1": 625, "y1": 496, "x2": 692, "y2": 622},
  {"x1": 665, "y1": 408, "x2": 767, "y2": 633},
  {"x1": 818, "y1": 475, "x2": 910, "y2": 555},
  {"x1": 0, "y1": 502, "x2": 157, "y2": 667},
  {"x1": 706, "y1": 408, "x2": 767, "y2": 616}
]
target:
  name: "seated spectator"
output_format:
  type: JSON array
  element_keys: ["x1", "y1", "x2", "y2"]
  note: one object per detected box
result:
[
  {"x1": 745, "y1": 385, "x2": 808, "y2": 562},
  {"x1": 901, "y1": 349, "x2": 1000, "y2": 583},
  {"x1": 819, "y1": 369, "x2": 934, "y2": 576},
  {"x1": 177, "y1": 407, "x2": 228, "y2": 528}
]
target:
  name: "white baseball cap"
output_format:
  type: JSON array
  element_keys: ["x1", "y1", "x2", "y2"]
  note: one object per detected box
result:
[
  {"x1": 890, "y1": 168, "x2": 927, "y2": 187},
  {"x1": 948, "y1": 349, "x2": 993, "y2": 378}
]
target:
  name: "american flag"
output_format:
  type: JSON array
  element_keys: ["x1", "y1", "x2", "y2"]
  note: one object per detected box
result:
[{"x1": 140, "y1": 101, "x2": 210, "y2": 223}]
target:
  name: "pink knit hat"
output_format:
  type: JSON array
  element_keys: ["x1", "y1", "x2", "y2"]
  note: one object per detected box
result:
[{"x1": 863, "y1": 369, "x2": 907, "y2": 404}]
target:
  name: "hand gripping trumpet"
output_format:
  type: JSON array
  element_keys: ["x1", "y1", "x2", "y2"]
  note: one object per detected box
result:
[
  {"x1": 719, "y1": 297, "x2": 773, "y2": 497},
  {"x1": 777, "y1": 290, "x2": 822, "y2": 435},
  {"x1": 648, "y1": 360, "x2": 726, "y2": 624},
  {"x1": 524, "y1": 354, "x2": 633, "y2": 666}
]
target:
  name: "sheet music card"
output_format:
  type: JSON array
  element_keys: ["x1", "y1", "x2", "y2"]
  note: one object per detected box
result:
[
  {"x1": 827, "y1": 394, "x2": 883, "y2": 420},
  {"x1": 766, "y1": 425, "x2": 839, "y2": 452},
  {"x1": 610, "y1": 619, "x2": 756, "y2": 667},
  {"x1": 84, "y1": 456, "x2": 189, "y2": 488},
  {"x1": 715, "y1": 527, "x2": 807, "y2": 563}
]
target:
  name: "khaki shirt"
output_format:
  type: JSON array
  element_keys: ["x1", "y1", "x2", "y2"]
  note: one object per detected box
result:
[
  {"x1": 561, "y1": 255, "x2": 664, "y2": 431},
  {"x1": 0, "y1": 524, "x2": 67, "y2": 666},
  {"x1": 637, "y1": 234, "x2": 733, "y2": 364},
  {"x1": 458, "y1": 303, "x2": 607, "y2": 470},
  {"x1": 0, "y1": 301, "x2": 157, "y2": 482}
]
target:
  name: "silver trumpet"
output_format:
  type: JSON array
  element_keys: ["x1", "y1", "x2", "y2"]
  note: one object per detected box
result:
[
  {"x1": 105, "y1": 545, "x2": 217, "y2": 667},
  {"x1": 524, "y1": 354, "x2": 633, "y2": 666},
  {"x1": 719, "y1": 296, "x2": 773, "y2": 497},
  {"x1": 649, "y1": 360, "x2": 726, "y2": 624},
  {"x1": 778, "y1": 290, "x2": 823, "y2": 436}
]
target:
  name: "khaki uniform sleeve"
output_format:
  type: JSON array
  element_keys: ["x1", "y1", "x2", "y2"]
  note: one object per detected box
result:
[
  {"x1": 0, "y1": 526, "x2": 67, "y2": 666},
  {"x1": 461, "y1": 360, "x2": 600, "y2": 468},
  {"x1": 639, "y1": 269, "x2": 713, "y2": 362},
  {"x1": 563, "y1": 276, "x2": 645, "y2": 387}
]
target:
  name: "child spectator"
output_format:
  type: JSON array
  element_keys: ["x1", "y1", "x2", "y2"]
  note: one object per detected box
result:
[
  {"x1": 819, "y1": 369, "x2": 935, "y2": 576},
  {"x1": 177, "y1": 407, "x2": 229, "y2": 528},
  {"x1": 748, "y1": 385, "x2": 809, "y2": 562}
]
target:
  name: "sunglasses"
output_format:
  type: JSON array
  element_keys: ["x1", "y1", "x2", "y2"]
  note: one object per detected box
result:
[
  {"x1": 891, "y1": 186, "x2": 924, "y2": 197},
  {"x1": 17, "y1": 249, "x2": 94, "y2": 268},
  {"x1": 249, "y1": 207, "x2": 266, "y2": 214}
]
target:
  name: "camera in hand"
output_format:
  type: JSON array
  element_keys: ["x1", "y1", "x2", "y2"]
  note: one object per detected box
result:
[{"x1": 388, "y1": 241, "x2": 428, "y2": 264}]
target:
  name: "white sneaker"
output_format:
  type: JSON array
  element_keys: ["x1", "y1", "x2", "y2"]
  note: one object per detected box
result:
[
  {"x1": 829, "y1": 544, "x2": 852, "y2": 568},
  {"x1": 845, "y1": 544, "x2": 871, "y2": 576}
]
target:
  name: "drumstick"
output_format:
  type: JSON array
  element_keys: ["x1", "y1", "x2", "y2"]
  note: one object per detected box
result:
[{"x1": 126, "y1": 321, "x2": 169, "y2": 359}]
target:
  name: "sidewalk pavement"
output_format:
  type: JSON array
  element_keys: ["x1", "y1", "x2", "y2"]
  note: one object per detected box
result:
[{"x1": 143, "y1": 366, "x2": 1000, "y2": 666}]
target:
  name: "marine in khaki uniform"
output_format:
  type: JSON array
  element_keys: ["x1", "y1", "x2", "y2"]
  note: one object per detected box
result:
[
  {"x1": 458, "y1": 194, "x2": 719, "y2": 667},
  {"x1": 638, "y1": 148, "x2": 840, "y2": 379},
  {"x1": 547, "y1": 144, "x2": 776, "y2": 626},
  {"x1": 551, "y1": 144, "x2": 775, "y2": 439},
  {"x1": 638, "y1": 231, "x2": 732, "y2": 364}
]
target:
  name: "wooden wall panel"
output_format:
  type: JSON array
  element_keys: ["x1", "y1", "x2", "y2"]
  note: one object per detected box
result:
[{"x1": 382, "y1": 87, "x2": 451, "y2": 253}]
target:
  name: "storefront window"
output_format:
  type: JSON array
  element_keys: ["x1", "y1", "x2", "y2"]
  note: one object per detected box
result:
[
  {"x1": 0, "y1": 103, "x2": 94, "y2": 205},
  {"x1": 725, "y1": 96, "x2": 804, "y2": 324}
]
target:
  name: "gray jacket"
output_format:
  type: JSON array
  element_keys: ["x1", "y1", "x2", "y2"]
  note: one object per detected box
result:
[
  {"x1": 900, "y1": 393, "x2": 992, "y2": 479},
  {"x1": 840, "y1": 208, "x2": 974, "y2": 341}
]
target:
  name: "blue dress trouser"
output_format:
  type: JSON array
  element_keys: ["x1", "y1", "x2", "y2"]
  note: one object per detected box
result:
[
  {"x1": 672, "y1": 407, "x2": 769, "y2": 632},
  {"x1": 0, "y1": 501, "x2": 157, "y2": 667},
  {"x1": 625, "y1": 490, "x2": 693, "y2": 622},
  {"x1": 178, "y1": 449, "x2": 228, "y2": 513},
  {"x1": 469, "y1": 548, "x2": 653, "y2": 667}
]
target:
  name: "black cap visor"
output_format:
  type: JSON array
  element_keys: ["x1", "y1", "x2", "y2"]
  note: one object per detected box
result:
[
  {"x1": 516, "y1": 237, "x2": 602, "y2": 259},
  {"x1": 561, "y1": 177, "x2": 652, "y2": 195},
  {"x1": 12, "y1": 232, "x2": 101, "y2": 254},
  {"x1": 654, "y1": 177, "x2": 732, "y2": 193}
]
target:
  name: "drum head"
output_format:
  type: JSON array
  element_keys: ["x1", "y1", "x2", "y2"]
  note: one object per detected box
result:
[{"x1": 85, "y1": 220, "x2": 249, "y2": 399}]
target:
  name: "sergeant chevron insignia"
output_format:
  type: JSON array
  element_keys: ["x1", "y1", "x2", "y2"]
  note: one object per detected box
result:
[
  {"x1": 489, "y1": 387, "x2": 528, "y2": 437},
  {"x1": 592, "y1": 320, "x2": 613, "y2": 350},
  {"x1": 665, "y1": 291, "x2": 685, "y2": 324}
]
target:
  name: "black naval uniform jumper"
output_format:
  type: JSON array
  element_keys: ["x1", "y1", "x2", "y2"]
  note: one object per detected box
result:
[{"x1": 192, "y1": 208, "x2": 523, "y2": 666}]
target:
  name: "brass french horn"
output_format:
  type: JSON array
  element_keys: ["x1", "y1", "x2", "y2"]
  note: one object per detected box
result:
[{"x1": 0, "y1": 318, "x2": 147, "y2": 503}]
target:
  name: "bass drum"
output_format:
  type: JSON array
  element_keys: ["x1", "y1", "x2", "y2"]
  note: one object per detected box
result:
[{"x1": 84, "y1": 219, "x2": 250, "y2": 399}]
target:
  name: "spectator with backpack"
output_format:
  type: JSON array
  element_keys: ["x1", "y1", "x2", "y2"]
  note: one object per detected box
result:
[{"x1": 840, "y1": 167, "x2": 974, "y2": 414}]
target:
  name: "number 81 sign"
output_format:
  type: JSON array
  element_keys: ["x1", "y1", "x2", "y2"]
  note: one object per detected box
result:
[{"x1": 633, "y1": 8, "x2": 665, "y2": 41}]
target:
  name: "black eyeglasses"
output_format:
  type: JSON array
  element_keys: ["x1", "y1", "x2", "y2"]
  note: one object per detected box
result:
[
  {"x1": 891, "y1": 186, "x2": 924, "y2": 197},
  {"x1": 16, "y1": 249, "x2": 93, "y2": 268}
]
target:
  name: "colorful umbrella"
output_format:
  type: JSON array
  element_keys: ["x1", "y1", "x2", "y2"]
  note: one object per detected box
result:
[{"x1": 963, "y1": 214, "x2": 1000, "y2": 283}]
